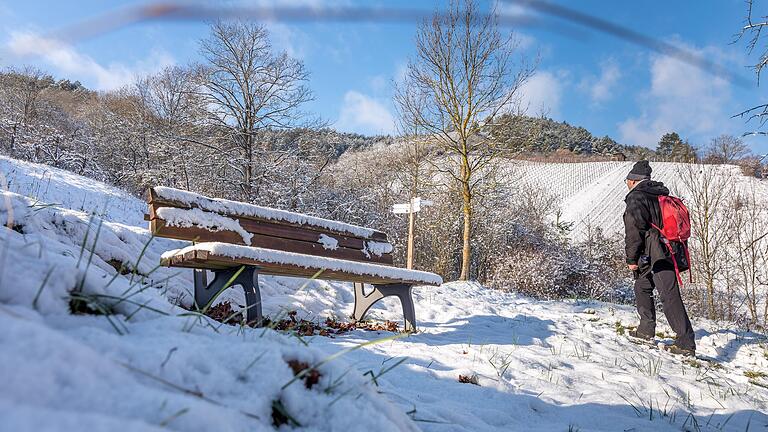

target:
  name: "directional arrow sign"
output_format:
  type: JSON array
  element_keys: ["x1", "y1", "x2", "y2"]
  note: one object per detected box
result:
[{"x1": 392, "y1": 203, "x2": 411, "y2": 214}]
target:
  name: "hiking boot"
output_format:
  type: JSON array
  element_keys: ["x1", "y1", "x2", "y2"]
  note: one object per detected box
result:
[
  {"x1": 628, "y1": 329, "x2": 654, "y2": 341},
  {"x1": 664, "y1": 344, "x2": 695, "y2": 357}
]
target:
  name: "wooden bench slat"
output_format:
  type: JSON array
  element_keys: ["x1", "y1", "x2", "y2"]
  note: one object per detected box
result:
[
  {"x1": 150, "y1": 219, "x2": 245, "y2": 245},
  {"x1": 150, "y1": 217, "x2": 394, "y2": 265},
  {"x1": 148, "y1": 188, "x2": 389, "y2": 242},
  {"x1": 150, "y1": 202, "x2": 372, "y2": 250},
  {"x1": 236, "y1": 217, "x2": 367, "y2": 250}
]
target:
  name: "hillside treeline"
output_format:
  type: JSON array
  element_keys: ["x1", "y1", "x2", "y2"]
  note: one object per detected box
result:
[{"x1": 489, "y1": 114, "x2": 638, "y2": 156}]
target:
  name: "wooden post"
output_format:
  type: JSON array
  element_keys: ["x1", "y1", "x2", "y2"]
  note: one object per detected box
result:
[
  {"x1": 407, "y1": 206, "x2": 415, "y2": 269},
  {"x1": 393, "y1": 197, "x2": 432, "y2": 270}
]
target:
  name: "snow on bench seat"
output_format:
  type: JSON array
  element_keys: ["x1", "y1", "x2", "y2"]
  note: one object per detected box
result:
[{"x1": 162, "y1": 242, "x2": 443, "y2": 286}]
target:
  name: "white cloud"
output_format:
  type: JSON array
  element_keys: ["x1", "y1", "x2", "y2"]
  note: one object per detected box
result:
[
  {"x1": 6, "y1": 31, "x2": 174, "y2": 91},
  {"x1": 369, "y1": 74, "x2": 388, "y2": 94},
  {"x1": 494, "y1": 1, "x2": 527, "y2": 17},
  {"x1": 619, "y1": 43, "x2": 736, "y2": 148},
  {"x1": 517, "y1": 71, "x2": 563, "y2": 117},
  {"x1": 579, "y1": 59, "x2": 621, "y2": 104},
  {"x1": 335, "y1": 90, "x2": 396, "y2": 135},
  {"x1": 265, "y1": 22, "x2": 309, "y2": 59}
]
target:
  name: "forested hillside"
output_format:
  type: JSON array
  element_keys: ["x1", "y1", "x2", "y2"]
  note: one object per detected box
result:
[{"x1": 488, "y1": 113, "x2": 644, "y2": 157}]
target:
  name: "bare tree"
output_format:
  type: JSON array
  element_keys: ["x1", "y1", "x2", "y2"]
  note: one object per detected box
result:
[
  {"x1": 735, "y1": 0, "x2": 768, "y2": 132},
  {"x1": 729, "y1": 187, "x2": 768, "y2": 327},
  {"x1": 394, "y1": 0, "x2": 535, "y2": 280},
  {"x1": 198, "y1": 20, "x2": 313, "y2": 198},
  {"x1": 738, "y1": 0, "x2": 768, "y2": 82},
  {"x1": 678, "y1": 164, "x2": 734, "y2": 319},
  {"x1": 762, "y1": 226, "x2": 768, "y2": 327},
  {"x1": 705, "y1": 134, "x2": 750, "y2": 163},
  {"x1": 143, "y1": 66, "x2": 208, "y2": 190},
  {"x1": 0, "y1": 67, "x2": 52, "y2": 157}
]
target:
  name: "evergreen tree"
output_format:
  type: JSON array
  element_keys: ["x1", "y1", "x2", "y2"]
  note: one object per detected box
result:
[
  {"x1": 656, "y1": 132, "x2": 682, "y2": 157},
  {"x1": 656, "y1": 132, "x2": 697, "y2": 161},
  {"x1": 672, "y1": 139, "x2": 698, "y2": 162}
]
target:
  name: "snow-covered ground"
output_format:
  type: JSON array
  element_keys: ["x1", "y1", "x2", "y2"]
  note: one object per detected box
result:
[{"x1": 2, "y1": 156, "x2": 768, "y2": 431}]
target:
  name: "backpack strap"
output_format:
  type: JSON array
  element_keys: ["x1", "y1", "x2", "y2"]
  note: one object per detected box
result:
[{"x1": 684, "y1": 241, "x2": 693, "y2": 283}]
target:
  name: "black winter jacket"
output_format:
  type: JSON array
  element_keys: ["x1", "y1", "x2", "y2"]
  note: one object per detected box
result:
[{"x1": 623, "y1": 180, "x2": 672, "y2": 273}]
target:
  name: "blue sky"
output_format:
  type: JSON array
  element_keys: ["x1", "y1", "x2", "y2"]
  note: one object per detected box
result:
[{"x1": 1, "y1": 0, "x2": 767, "y2": 154}]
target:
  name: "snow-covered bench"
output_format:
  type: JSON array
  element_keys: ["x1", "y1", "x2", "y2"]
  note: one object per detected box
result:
[{"x1": 146, "y1": 186, "x2": 442, "y2": 331}]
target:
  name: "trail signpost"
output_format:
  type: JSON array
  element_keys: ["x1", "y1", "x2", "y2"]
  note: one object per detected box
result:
[
  {"x1": 392, "y1": 203, "x2": 411, "y2": 214},
  {"x1": 392, "y1": 197, "x2": 433, "y2": 269}
]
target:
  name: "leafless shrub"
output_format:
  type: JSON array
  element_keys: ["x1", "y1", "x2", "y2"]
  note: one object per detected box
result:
[
  {"x1": 727, "y1": 187, "x2": 768, "y2": 328},
  {"x1": 488, "y1": 195, "x2": 631, "y2": 302},
  {"x1": 677, "y1": 164, "x2": 735, "y2": 321},
  {"x1": 704, "y1": 135, "x2": 750, "y2": 164}
]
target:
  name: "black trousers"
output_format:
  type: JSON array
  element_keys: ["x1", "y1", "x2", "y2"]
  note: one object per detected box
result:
[{"x1": 634, "y1": 261, "x2": 696, "y2": 350}]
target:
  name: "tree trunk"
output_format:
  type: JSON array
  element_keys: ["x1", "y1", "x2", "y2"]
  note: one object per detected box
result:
[
  {"x1": 243, "y1": 128, "x2": 253, "y2": 197},
  {"x1": 707, "y1": 277, "x2": 715, "y2": 319},
  {"x1": 9, "y1": 123, "x2": 17, "y2": 156},
  {"x1": 460, "y1": 200, "x2": 472, "y2": 280},
  {"x1": 459, "y1": 156, "x2": 472, "y2": 280}
]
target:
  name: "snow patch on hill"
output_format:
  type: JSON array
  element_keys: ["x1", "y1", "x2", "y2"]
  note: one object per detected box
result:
[
  {"x1": 512, "y1": 161, "x2": 768, "y2": 241},
  {"x1": 1, "y1": 155, "x2": 146, "y2": 226}
]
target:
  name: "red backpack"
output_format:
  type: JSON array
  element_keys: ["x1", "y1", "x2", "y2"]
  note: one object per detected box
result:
[{"x1": 651, "y1": 195, "x2": 692, "y2": 285}]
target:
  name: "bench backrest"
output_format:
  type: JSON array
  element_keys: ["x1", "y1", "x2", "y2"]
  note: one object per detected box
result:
[{"x1": 147, "y1": 186, "x2": 394, "y2": 265}]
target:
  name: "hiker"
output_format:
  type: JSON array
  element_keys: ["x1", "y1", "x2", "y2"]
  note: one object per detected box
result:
[{"x1": 623, "y1": 160, "x2": 696, "y2": 356}]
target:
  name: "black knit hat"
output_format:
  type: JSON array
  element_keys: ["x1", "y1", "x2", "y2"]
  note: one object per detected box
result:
[{"x1": 627, "y1": 160, "x2": 652, "y2": 181}]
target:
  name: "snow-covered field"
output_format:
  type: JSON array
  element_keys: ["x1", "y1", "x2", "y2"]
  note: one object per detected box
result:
[
  {"x1": 2, "y1": 156, "x2": 768, "y2": 431},
  {"x1": 511, "y1": 161, "x2": 768, "y2": 241}
]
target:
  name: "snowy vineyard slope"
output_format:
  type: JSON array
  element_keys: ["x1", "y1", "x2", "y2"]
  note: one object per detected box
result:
[
  {"x1": 510, "y1": 161, "x2": 768, "y2": 241},
  {"x1": 1, "y1": 156, "x2": 768, "y2": 431}
]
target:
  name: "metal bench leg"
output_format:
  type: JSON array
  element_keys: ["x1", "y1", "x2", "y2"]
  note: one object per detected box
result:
[
  {"x1": 395, "y1": 286, "x2": 416, "y2": 333},
  {"x1": 352, "y1": 282, "x2": 385, "y2": 322},
  {"x1": 193, "y1": 266, "x2": 263, "y2": 325},
  {"x1": 352, "y1": 282, "x2": 417, "y2": 332},
  {"x1": 237, "y1": 267, "x2": 263, "y2": 325},
  {"x1": 193, "y1": 269, "x2": 208, "y2": 292},
  {"x1": 194, "y1": 268, "x2": 228, "y2": 311}
]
